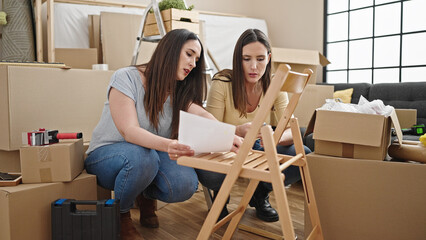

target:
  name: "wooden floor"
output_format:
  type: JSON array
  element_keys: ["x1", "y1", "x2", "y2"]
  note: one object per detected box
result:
[{"x1": 131, "y1": 179, "x2": 306, "y2": 240}]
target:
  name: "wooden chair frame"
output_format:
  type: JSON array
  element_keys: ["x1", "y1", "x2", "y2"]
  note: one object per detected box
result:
[{"x1": 178, "y1": 64, "x2": 323, "y2": 240}]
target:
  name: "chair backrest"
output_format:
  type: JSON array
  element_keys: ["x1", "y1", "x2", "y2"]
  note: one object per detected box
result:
[
  {"x1": 273, "y1": 67, "x2": 312, "y2": 144},
  {"x1": 234, "y1": 64, "x2": 312, "y2": 162}
]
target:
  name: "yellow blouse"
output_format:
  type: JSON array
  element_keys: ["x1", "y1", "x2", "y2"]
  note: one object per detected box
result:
[{"x1": 206, "y1": 74, "x2": 289, "y2": 127}]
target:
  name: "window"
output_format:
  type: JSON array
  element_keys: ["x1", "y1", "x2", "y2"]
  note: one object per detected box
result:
[{"x1": 324, "y1": 0, "x2": 426, "y2": 83}]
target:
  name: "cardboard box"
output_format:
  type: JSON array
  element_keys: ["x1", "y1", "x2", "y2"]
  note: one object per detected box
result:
[
  {"x1": 0, "y1": 65, "x2": 113, "y2": 151},
  {"x1": 305, "y1": 153, "x2": 426, "y2": 240},
  {"x1": 305, "y1": 109, "x2": 402, "y2": 160},
  {"x1": 55, "y1": 48, "x2": 98, "y2": 69},
  {"x1": 88, "y1": 15, "x2": 103, "y2": 64},
  {"x1": 0, "y1": 171, "x2": 97, "y2": 240},
  {"x1": 395, "y1": 109, "x2": 417, "y2": 129},
  {"x1": 144, "y1": 8, "x2": 199, "y2": 36},
  {"x1": 20, "y1": 139, "x2": 84, "y2": 183},
  {"x1": 292, "y1": 85, "x2": 333, "y2": 127},
  {"x1": 100, "y1": 12, "x2": 158, "y2": 70},
  {"x1": 0, "y1": 150, "x2": 20, "y2": 172},
  {"x1": 272, "y1": 47, "x2": 330, "y2": 84}
]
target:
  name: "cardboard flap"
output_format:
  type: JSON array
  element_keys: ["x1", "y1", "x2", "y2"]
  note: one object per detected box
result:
[
  {"x1": 390, "y1": 110, "x2": 403, "y2": 145},
  {"x1": 313, "y1": 110, "x2": 386, "y2": 147},
  {"x1": 319, "y1": 54, "x2": 331, "y2": 66},
  {"x1": 304, "y1": 111, "x2": 317, "y2": 137},
  {"x1": 272, "y1": 47, "x2": 330, "y2": 66}
]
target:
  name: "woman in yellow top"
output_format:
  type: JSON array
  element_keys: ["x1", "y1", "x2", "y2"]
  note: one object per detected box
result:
[{"x1": 197, "y1": 29, "x2": 311, "y2": 222}]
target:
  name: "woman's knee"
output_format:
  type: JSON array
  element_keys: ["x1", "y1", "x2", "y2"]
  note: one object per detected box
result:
[
  {"x1": 276, "y1": 144, "x2": 311, "y2": 156},
  {"x1": 167, "y1": 172, "x2": 198, "y2": 202}
]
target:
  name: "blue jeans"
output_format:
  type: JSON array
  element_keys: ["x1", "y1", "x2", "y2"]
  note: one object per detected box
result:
[
  {"x1": 196, "y1": 139, "x2": 312, "y2": 193},
  {"x1": 85, "y1": 142, "x2": 198, "y2": 213}
]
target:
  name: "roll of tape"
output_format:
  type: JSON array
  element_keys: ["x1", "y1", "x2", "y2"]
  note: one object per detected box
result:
[{"x1": 92, "y1": 64, "x2": 109, "y2": 71}]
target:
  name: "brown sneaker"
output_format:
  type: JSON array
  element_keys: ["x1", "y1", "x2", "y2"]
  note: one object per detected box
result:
[
  {"x1": 136, "y1": 194, "x2": 159, "y2": 228},
  {"x1": 120, "y1": 211, "x2": 144, "y2": 240}
]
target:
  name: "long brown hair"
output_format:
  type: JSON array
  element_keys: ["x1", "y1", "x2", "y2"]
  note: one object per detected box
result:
[
  {"x1": 137, "y1": 29, "x2": 206, "y2": 138},
  {"x1": 231, "y1": 29, "x2": 272, "y2": 117}
]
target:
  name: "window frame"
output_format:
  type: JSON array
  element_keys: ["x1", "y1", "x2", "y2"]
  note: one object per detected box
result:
[{"x1": 323, "y1": 0, "x2": 426, "y2": 83}]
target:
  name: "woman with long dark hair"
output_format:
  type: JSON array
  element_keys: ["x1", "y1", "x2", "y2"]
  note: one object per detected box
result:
[
  {"x1": 85, "y1": 29, "x2": 241, "y2": 239},
  {"x1": 197, "y1": 29, "x2": 311, "y2": 223}
]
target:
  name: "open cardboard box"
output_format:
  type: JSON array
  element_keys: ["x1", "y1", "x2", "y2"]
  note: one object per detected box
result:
[
  {"x1": 305, "y1": 109, "x2": 403, "y2": 160},
  {"x1": 271, "y1": 47, "x2": 330, "y2": 84}
]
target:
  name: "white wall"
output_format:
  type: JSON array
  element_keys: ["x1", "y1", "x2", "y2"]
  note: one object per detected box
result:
[
  {"x1": 138, "y1": 0, "x2": 324, "y2": 51},
  {"x1": 187, "y1": 0, "x2": 325, "y2": 80}
]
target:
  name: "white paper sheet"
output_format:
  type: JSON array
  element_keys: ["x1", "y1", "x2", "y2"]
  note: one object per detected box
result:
[{"x1": 178, "y1": 111, "x2": 236, "y2": 154}]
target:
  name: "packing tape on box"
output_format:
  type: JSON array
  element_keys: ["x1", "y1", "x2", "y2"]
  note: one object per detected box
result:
[
  {"x1": 38, "y1": 146, "x2": 51, "y2": 162},
  {"x1": 92, "y1": 64, "x2": 108, "y2": 70},
  {"x1": 342, "y1": 143, "x2": 354, "y2": 158},
  {"x1": 40, "y1": 168, "x2": 52, "y2": 182},
  {"x1": 38, "y1": 147, "x2": 52, "y2": 181}
]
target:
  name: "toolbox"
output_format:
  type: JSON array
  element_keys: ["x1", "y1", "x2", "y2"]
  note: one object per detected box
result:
[{"x1": 51, "y1": 199, "x2": 120, "y2": 240}]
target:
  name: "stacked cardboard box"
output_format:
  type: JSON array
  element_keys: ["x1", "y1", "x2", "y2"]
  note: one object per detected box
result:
[
  {"x1": 0, "y1": 172, "x2": 97, "y2": 240},
  {"x1": 305, "y1": 109, "x2": 403, "y2": 160},
  {"x1": 305, "y1": 154, "x2": 426, "y2": 240},
  {"x1": 303, "y1": 107, "x2": 426, "y2": 239},
  {"x1": 0, "y1": 65, "x2": 113, "y2": 239}
]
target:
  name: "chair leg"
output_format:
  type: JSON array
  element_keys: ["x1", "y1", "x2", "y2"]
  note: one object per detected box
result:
[
  {"x1": 261, "y1": 124, "x2": 296, "y2": 240},
  {"x1": 290, "y1": 119, "x2": 323, "y2": 240},
  {"x1": 270, "y1": 174, "x2": 296, "y2": 240},
  {"x1": 222, "y1": 179, "x2": 260, "y2": 239},
  {"x1": 196, "y1": 174, "x2": 239, "y2": 240}
]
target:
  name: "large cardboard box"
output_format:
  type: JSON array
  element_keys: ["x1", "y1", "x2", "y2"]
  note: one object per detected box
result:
[
  {"x1": 271, "y1": 47, "x2": 330, "y2": 84},
  {"x1": 0, "y1": 65, "x2": 113, "y2": 151},
  {"x1": 0, "y1": 171, "x2": 97, "y2": 240},
  {"x1": 306, "y1": 153, "x2": 426, "y2": 240},
  {"x1": 100, "y1": 12, "x2": 158, "y2": 70},
  {"x1": 0, "y1": 150, "x2": 20, "y2": 172},
  {"x1": 306, "y1": 109, "x2": 402, "y2": 160},
  {"x1": 20, "y1": 139, "x2": 84, "y2": 183},
  {"x1": 55, "y1": 48, "x2": 98, "y2": 69},
  {"x1": 292, "y1": 85, "x2": 334, "y2": 128}
]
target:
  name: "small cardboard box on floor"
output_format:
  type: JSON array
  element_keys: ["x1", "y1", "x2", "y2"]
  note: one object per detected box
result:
[
  {"x1": 305, "y1": 153, "x2": 426, "y2": 240},
  {"x1": 0, "y1": 171, "x2": 97, "y2": 240},
  {"x1": 271, "y1": 47, "x2": 330, "y2": 84},
  {"x1": 0, "y1": 65, "x2": 113, "y2": 151},
  {"x1": 305, "y1": 109, "x2": 403, "y2": 160},
  {"x1": 20, "y1": 139, "x2": 84, "y2": 183}
]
